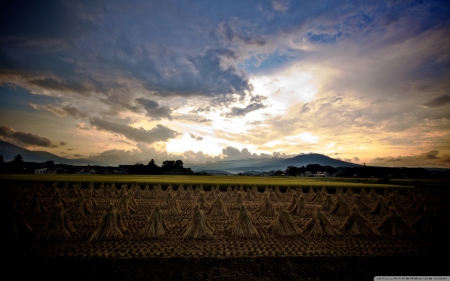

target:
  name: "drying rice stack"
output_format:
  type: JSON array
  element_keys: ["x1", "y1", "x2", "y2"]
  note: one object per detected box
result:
[
  {"x1": 303, "y1": 208, "x2": 340, "y2": 236},
  {"x1": 67, "y1": 194, "x2": 93, "y2": 217},
  {"x1": 369, "y1": 189, "x2": 379, "y2": 201},
  {"x1": 90, "y1": 204, "x2": 126, "y2": 242},
  {"x1": 311, "y1": 190, "x2": 324, "y2": 202},
  {"x1": 330, "y1": 194, "x2": 351, "y2": 216},
  {"x1": 290, "y1": 194, "x2": 309, "y2": 217},
  {"x1": 411, "y1": 207, "x2": 444, "y2": 234},
  {"x1": 351, "y1": 194, "x2": 372, "y2": 212},
  {"x1": 267, "y1": 207, "x2": 304, "y2": 237},
  {"x1": 321, "y1": 194, "x2": 334, "y2": 211},
  {"x1": 182, "y1": 205, "x2": 214, "y2": 239},
  {"x1": 231, "y1": 205, "x2": 259, "y2": 238},
  {"x1": 206, "y1": 197, "x2": 228, "y2": 216},
  {"x1": 233, "y1": 192, "x2": 245, "y2": 210},
  {"x1": 12, "y1": 205, "x2": 33, "y2": 236},
  {"x1": 339, "y1": 207, "x2": 380, "y2": 237},
  {"x1": 39, "y1": 204, "x2": 75, "y2": 240},
  {"x1": 166, "y1": 197, "x2": 182, "y2": 215},
  {"x1": 196, "y1": 193, "x2": 210, "y2": 210},
  {"x1": 256, "y1": 195, "x2": 276, "y2": 216},
  {"x1": 376, "y1": 208, "x2": 416, "y2": 237},
  {"x1": 370, "y1": 196, "x2": 390, "y2": 216},
  {"x1": 138, "y1": 206, "x2": 169, "y2": 238}
]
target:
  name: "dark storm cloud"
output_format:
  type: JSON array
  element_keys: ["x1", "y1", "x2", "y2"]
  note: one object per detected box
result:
[
  {"x1": 29, "y1": 103, "x2": 87, "y2": 118},
  {"x1": 0, "y1": 125, "x2": 56, "y2": 147},
  {"x1": 89, "y1": 117, "x2": 179, "y2": 143},
  {"x1": 226, "y1": 102, "x2": 265, "y2": 117},
  {"x1": 189, "y1": 133, "x2": 203, "y2": 141},
  {"x1": 423, "y1": 94, "x2": 450, "y2": 108},
  {"x1": 135, "y1": 98, "x2": 172, "y2": 120},
  {"x1": 60, "y1": 141, "x2": 67, "y2": 146}
]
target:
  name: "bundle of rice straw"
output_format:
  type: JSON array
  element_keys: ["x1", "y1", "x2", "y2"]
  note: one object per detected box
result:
[
  {"x1": 67, "y1": 194, "x2": 93, "y2": 217},
  {"x1": 351, "y1": 194, "x2": 372, "y2": 212},
  {"x1": 138, "y1": 206, "x2": 169, "y2": 238},
  {"x1": 369, "y1": 189, "x2": 379, "y2": 201},
  {"x1": 268, "y1": 189, "x2": 278, "y2": 202},
  {"x1": 290, "y1": 194, "x2": 309, "y2": 217},
  {"x1": 233, "y1": 193, "x2": 245, "y2": 210},
  {"x1": 239, "y1": 185, "x2": 245, "y2": 192},
  {"x1": 244, "y1": 190, "x2": 256, "y2": 201},
  {"x1": 167, "y1": 185, "x2": 173, "y2": 194},
  {"x1": 321, "y1": 194, "x2": 334, "y2": 211},
  {"x1": 339, "y1": 207, "x2": 380, "y2": 237},
  {"x1": 143, "y1": 184, "x2": 151, "y2": 198},
  {"x1": 412, "y1": 198, "x2": 436, "y2": 215},
  {"x1": 132, "y1": 184, "x2": 143, "y2": 199},
  {"x1": 303, "y1": 208, "x2": 340, "y2": 236},
  {"x1": 231, "y1": 205, "x2": 259, "y2": 238},
  {"x1": 214, "y1": 185, "x2": 221, "y2": 195},
  {"x1": 89, "y1": 204, "x2": 126, "y2": 242},
  {"x1": 267, "y1": 207, "x2": 304, "y2": 237},
  {"x1": 231, "y1": 187, "x2": 238, "y2": 198},
  {"x1": 166, "y1": 197, "x2": 182, "y2": 215},
  {"x1": 182, "y1": 205, "x2": 214, "y2": 239},
  {"x1": 253, "y1": 195, "x2": 274, "y2": 216},
  {"x1": 411, "y1": 207, "x2": 444, "y2": 234},
  {"x1": 165, "y1": 192, "x2": 174, "y2": 206},
  {"x1": 12, "y1": 205, "x2": 33, "y2": 236},
  {"x1": 223, "y1": 188, "x2": 233, "y2": 201},
  {"x1": 174, "y1": 186, "x2": 185, "y2": 199},
  {"x1": 376, "y1": 208, "x2": 416, "y2": 237},
  {"x1": 360, "y1": 188, "x2": 368, "y2": 197},
  {"x1": 118, "y1": 193, "x2": 136, "y2": 216},
  {"x1": 25, "y1": 194, "x2": 47, "y2": 214},
  {"x1": 370, "y1": 196, "x2": 390, "y2": 216},
  {"x1": 330, "y1": 194, "x2": 351, "y2": 216},
  {"x1": 47, "y1": 191, "x2": 68, "y2": 209},
  {"x1": 206, "y1": 197, "x2": 228, "y2": 216},
  {"x1": 206, "y1": 190, "x2": 216, "y2": 201},
  {"x1": 275, "y1": 186, "x2": 283, "y2": 198},
  {"x1": 386, "y1": 194, "x2": 405, "y2": 212},
  {"x1": 307, "y1": 187, "x2": 315, "y2": 197},
  {"x1": 196, "y1": 193, "x2": 210, "y2": 210},
  {"x1": 38, "y1": 204, "x2": 75, "y2": 240},
  {"x1": 383, "y1": 189, "x2": 390, "y2": 198},
  {"x1": 182, "y1": 189, "x2": 194, "y2": 200},
  {"x1": 311, "y1": 190, "x2": 324, "y2": 202},
  {"x1": 286, "y1": 186, "x2": 292, "y2": 196},
  {"x1": 288, "y1": 195, "x2": 299, "y2": 211},
  {"x1": 345, "y1": 188, "x2": 355, "y2": 198}
]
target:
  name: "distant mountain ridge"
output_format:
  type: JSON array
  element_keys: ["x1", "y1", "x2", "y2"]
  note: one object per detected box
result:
[
  {"x1": 0, "y1": 141, "x2": 101, "y2": 166},
  {"x1": 0, "y1": 141, "x2": 360, "y2": 172}
]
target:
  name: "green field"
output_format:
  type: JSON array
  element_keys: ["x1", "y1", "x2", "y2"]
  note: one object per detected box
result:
[{"x1": 0, "y1": 174, "x2": 421, "y2": 190}]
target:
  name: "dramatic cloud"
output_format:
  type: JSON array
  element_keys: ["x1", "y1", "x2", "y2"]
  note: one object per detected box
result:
[
  {"x1": 423, "y1": 94, "x2": 450, "y2": 108},
  {"x1": 369, "y1": 150, "x2": 450, "y2": 168},
  {"x1": 226, "y1": 102, "x2": 266, "y2": 117},
  {"x1": 89, "y1": 117, "x2": 179, "y2": 144},
  {"x1": 135, "y1": 98, "x2": 172, "y2": 120},
  {"x1": 0, "y1": 125, "x2": 56, "y2": 147},
  {"x1": 189, "y1": 133, "x2": 203, "y2": 141},
  {"x1": 30, "y1": 103, "x2": 87, "y2": 118}
]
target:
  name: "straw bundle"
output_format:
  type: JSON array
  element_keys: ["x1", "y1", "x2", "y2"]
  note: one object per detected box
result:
[
  {"x1": 196, "y1": 193, "x2": 210, "y2": 210},
  {"x1": 290, "y1": 195, "x2": 309, "y2": 217},
  {"x1": 38, "y1": 204, "x2": 75, "y2": 240},
  {"x1": 182, "y1": 205, "x2": 214, "y2": 239},
  {"x1": 321, "y1": 194, "x2": 334, "y2": 211},
  {"x1": 232, "y1": 192, "x2": 245, "y2": 210},
  {"x1": 206, "y1": 197, "x2": 228, "y2": 216},
  {"x1": 339, "y1": 208, "x2": 380, "y2": 237},
  {"x1": 370, "y1": 196, "x2": 390, "y2": 216},
  {"x1": 267, "y1": 207, "x2": 304, "y2": 237},
  {"x1": 166, "y1": 197, "x2": 182, "y2": 215},
  {"x1": 330, "y1": 194, "x2": 351, "y2": 216},
  {"x1": 138, "y1": 206, "x2": 169, "y2": 238},
  {"x1": 231, "y1": 205, "x2": 259, "y2": 238},
  {"x1": 89, "y1": 204, "x2": 126, "y2": 242},
  {"x1": 376, "y1": 208, "x2": 416, "y2": 237},
  {"x1": 411, "y1": 207, "x2": 444, "y2": 234},
  {"x1": 255, "y1": 195, "x2": 276, "y2": 216},
  {"x1": 303, "y1": 208, "x2": 340, "y2": 236},
  {"x1": 351, "y1": 194, "x2": 372, "y2": 212},
  {"x1": 67, "y1": 194, "x2": 93, "y2": 217}
]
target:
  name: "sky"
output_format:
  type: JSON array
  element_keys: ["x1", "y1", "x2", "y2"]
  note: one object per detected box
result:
[{"x1": 1, "y1": 0, "x2": 449, "y2": 168}]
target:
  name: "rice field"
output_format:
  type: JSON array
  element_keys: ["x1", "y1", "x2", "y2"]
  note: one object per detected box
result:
[
  {"x1": 0, "y1": 173, "x2": 415, "y2": 189},
  {"x1": 2, "y1": 178, "x2": 449, "y2": 280}
]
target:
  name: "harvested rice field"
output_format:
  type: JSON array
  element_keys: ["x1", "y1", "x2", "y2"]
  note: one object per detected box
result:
[{"x1": 2, "y1": 180, "x2": 450, "y2": 280}]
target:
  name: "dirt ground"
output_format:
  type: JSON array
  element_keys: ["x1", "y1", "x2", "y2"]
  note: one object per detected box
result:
[{"x1": 2, "y1": 183, "x2": 450, "y2": 280}]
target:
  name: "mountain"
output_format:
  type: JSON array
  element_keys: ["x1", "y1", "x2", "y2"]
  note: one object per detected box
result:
[
  {"x1": 188, "y1": 153, "x2": 361, "y2": 174},
  {"x1": 0, "y1": 141, "x2": 360, "y2": 172},
  {"x1": 0, "y1": 141, "x2": 100, "y2": 165}
]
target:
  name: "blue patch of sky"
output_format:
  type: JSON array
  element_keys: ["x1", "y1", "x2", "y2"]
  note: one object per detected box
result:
[
  {"x1": 240, "y1": 50, "x2": 302, "y2": 74},
  {"x1": 0, "y1": 85, "x2": 61, "y2": 112}
]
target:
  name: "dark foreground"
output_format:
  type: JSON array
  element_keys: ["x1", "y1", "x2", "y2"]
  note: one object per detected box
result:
[{"x1": 3, "y1": 255, "x2": 449, "y2": 281}]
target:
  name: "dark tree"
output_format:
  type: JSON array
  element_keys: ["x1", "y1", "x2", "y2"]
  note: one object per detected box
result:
[{"x1": 147, "y1": 159, "x2": 162, "y2": 175}]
